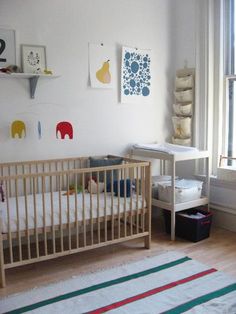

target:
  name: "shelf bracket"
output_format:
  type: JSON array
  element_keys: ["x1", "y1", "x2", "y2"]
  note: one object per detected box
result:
[{"x1": 29, "y1": 76, "x2": 39, "y2": 99}]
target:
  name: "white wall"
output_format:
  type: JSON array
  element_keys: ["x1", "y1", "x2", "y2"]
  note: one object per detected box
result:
[
  {"x1": 0, "y1": 0, "x2": 173, "y2": 162},
  {"x1": 170, "y1": 0, "x2": 196, "y2": 71},
  {"x1": 169, "y1": 0, "x2": 197, "y2": 177}
]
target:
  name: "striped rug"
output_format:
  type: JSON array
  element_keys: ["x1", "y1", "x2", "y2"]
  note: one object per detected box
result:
[{"x1": 1, "y1": 251, "x2": 236, "y2": 313}]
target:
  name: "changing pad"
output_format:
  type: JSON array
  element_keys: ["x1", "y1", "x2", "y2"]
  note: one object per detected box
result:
[{"x1": 133, "y1": 143, "x2": 199, "y2": 155}]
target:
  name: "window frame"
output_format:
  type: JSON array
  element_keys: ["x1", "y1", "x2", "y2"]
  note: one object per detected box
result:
[{"x1": 219, "y1": 0, "x2": 236, "y2": 170}]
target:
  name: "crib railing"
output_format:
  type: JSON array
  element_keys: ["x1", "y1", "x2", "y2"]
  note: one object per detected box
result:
[{"x1": 0, "y1": 157, "x2": 151, "y2": 288}]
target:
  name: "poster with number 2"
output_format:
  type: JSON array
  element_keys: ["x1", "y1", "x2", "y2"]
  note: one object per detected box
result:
[{"x1": 0, "y1": 29, "x2": 16, "y2": 68}]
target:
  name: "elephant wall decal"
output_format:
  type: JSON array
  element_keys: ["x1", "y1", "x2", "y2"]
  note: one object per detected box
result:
[
  {"x1": 11, "y1": 120, "x2": 26, "y2": 139},
  {"x1": 56, "y1": 121, "x2": 73, "y2": 139}
]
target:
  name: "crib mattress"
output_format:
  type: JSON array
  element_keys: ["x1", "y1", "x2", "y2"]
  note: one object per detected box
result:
[{"x1": 0, "y1": 192, "x2": 145, "y2": 233}]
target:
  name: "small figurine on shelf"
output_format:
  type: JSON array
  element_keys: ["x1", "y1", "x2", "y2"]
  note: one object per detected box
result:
[
  {"x1": 0, "y1": 65, "x2": 21, "y2": 74},
  {"x1": 44, "y1": 69, "x2": 53, "y2": 75}
]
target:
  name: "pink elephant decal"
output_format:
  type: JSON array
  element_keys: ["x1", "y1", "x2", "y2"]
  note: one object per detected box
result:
[{"x1": 56, "y1": 121, "x2": 73, "y2": 139}]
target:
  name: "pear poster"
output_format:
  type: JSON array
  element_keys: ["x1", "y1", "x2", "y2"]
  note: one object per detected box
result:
[
  {"x1": 89, "y1": 43, "x2": 115, "y2": 89},
  {"x1": 121, "y1": 46, "x2": 152, "y2": 104}
]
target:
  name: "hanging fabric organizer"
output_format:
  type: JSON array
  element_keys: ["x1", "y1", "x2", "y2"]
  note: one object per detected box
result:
[{"x1": 172, "y1": 68, "x2": 195, "y2": 146}]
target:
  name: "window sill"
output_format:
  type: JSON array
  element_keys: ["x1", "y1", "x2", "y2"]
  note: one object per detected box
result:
[
  {"x1": 217, "y1": 167, "x2": 236, "y2": 182},
  {"x1": 195, "y1": 174, "x2": 236, "y2": 189},
  {"x1": 210, "y1": 176, "x2": 236, "y2": 189}
]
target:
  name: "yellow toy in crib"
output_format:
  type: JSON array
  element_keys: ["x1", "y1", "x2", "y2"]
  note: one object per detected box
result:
[{"x1": 62, "y1": 184, "x2": 83, "y2": 196}]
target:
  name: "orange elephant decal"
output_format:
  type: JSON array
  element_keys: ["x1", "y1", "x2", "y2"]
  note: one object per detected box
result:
[
  {"x1": 56, "y1": 121, "x2": 73, "y2": 139},
  {"x1": 11, "y1": 120, "x2": 26, "y2": 139}
]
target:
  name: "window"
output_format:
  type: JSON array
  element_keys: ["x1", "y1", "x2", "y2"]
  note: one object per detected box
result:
[{"x1": 224, "y1": 0, "x2": 236, "y2": 167}]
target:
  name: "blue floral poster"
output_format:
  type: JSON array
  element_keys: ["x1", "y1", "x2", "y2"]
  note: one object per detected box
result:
[{"x1": 121, "y1": 46, "x2": 152, "y2": 103}]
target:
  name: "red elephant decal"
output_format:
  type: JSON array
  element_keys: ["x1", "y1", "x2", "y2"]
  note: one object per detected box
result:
[{"x1": 56, "y1": 121, "x2": 73, "y2": 139}]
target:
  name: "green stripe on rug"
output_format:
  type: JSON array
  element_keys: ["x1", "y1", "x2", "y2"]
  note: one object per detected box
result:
[
  {"x1": 163, "y1": 283, "x2": 236, "y2": 314},
  {"x1": 6, "y1": 256, "x2": 191, "y2": 314}
]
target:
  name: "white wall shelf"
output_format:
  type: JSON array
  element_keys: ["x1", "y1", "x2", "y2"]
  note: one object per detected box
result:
[{"x1": 0, "y1": 72, "x2": 60, "y2": 99}]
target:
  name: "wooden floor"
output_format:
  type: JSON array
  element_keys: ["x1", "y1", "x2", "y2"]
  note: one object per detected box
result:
[{"x1": 1, "y1": 217, "x2": 236, "y2": 297}]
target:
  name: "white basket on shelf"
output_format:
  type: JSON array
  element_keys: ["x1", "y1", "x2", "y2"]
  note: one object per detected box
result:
[{"x1": 157, "y1": 179, "x2": 203, "y2": 204}]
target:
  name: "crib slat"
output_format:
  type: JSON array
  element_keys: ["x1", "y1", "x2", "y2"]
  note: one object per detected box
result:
[
  {"x1": 124, "y1": 167, "x2": 127, "y2": 238},
  {"x1": 111, "y1": 170, "x2": 114, "y2": 240},
  {"x1": 75, "y1": 174, "x2": 79, "y2": 248},
  {"x1": 61, "y1": 161, "x2": 64, "y2": 188},
  {"x1": 55, "y1": 162, "x2": 58, "y2": 190},
  {"x1": 42, "y1": 176, "x2": 48, "y2": 256},
  {"x1": 8, "y1": 166, "x2": 12, "y2": 197},
  {"x1": 73, "y1": 159, "x2": 77, "y2": 236},
  {"x1": 104, "y1": 170, "x2": 107, "y2": 242},
  {"x1": 141, "y1": 166, "x2": 145, "y2": 231},
  {"x1": 29, "y1": 164, "x2": 32, "y2": 194},
  {"x1": 136, "y1": 167, "x2": 139, "y2": 234},
  {"x1": 89, "y1": 172, "x2": 94, "y2": 245},
  {"x1": 6, "y1": 180, "x2": 13, "y2": 263},
  {"x1": 33, "y1": 177, "x2": 39, "y2": 258},
  {"x1": 50, "y1": 176, "x2": 56, "y2": 254},
  {"x1": 15, "y1": 178, "x2": 22, "y2": 261},
  {"x1": 129, "y1": 167, "x2": 133, "y2": 236},
  {"x1": 58, "y1": 175, "x2": 63, "y2": 252},
  {"x1": 117, "y1": 170, "x2": 121, "y2": 239},
  {"x1": 23, "y1": 178, "x2": 31, "y2": 259},
  {"x1": 82, "y1": 173, "x2": 86, "y2": 247},
  {"x1": 66, "y1": 174, "x2": 71, "y2": 251},
  {"x1": 36, "y1": 164, "x2": 39, "y2": 193},
  {"x1": 97, "y1": 171, "x2": 100, "y2": 244}
]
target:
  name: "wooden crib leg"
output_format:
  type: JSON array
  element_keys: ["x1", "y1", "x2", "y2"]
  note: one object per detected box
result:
[
  {"x1": 144, "y1": 161, "x2": 152, "y2": 250},
  {"x1": 144, "y1": 234, "x2": 151, "y2": 249}
]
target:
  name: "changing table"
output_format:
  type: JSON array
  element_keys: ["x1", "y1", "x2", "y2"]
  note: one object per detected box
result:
[{"x1": 130, "y1": 143, "x2": 210, "y2": 240}]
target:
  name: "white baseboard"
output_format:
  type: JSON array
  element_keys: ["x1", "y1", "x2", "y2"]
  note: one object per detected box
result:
[{"x1": 210, "y1": 204, "x2": 236, "y2": 232}]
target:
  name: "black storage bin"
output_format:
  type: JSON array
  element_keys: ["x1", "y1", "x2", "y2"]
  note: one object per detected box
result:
[{"x1": 163, "y1": 207, "x2": 212, "y2": 242}]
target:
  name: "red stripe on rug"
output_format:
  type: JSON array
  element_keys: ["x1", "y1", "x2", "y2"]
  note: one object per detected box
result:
[{"x1": 89, "y1": 268, "x2": 217, "y2": 314}]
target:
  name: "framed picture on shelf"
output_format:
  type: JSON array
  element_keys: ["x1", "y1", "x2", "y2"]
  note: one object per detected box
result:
[
  {"x1": 21, "y1": 44, "x2": 47, "y2": 74},
  {"x1": 0, "y1": 28, "x2": 16, "y2": 68}
]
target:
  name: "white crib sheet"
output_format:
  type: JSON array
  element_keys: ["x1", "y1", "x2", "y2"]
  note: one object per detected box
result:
[{"x1": 0, "y1": 192, "x2": 145, "y2": 233}]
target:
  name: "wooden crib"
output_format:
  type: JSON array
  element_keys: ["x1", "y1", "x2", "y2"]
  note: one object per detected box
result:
[{"x1": 0, "y1": 155, "x2": 151, "y2": 287}]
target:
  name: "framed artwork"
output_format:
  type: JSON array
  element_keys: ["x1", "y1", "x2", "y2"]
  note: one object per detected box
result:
[
  {"x1": 0, "y1": 29, "x2": 16, "y2": 68},
  {"x1": 21, "y1": 44, "x2": 47, "y2": 74},
  {"x1": 89, "y1": 43, "x2": 115, "y2": 88},
  {"x1": 121, "y1": 46, "x2": 152, "y2": 104}
]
